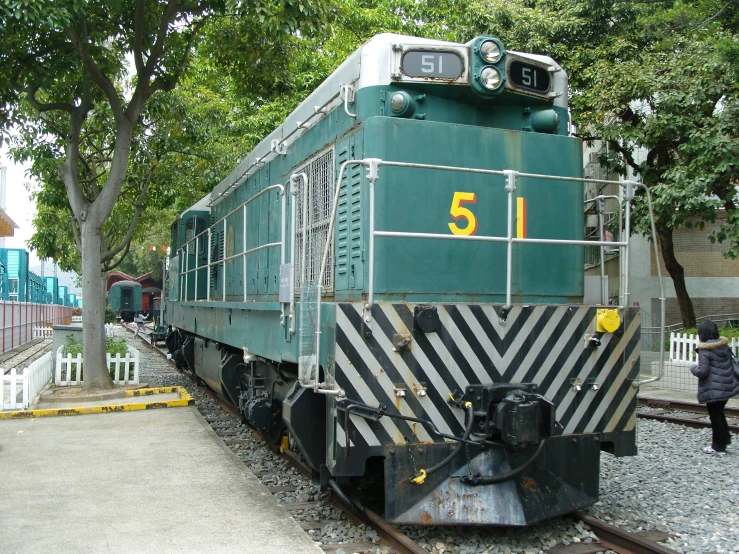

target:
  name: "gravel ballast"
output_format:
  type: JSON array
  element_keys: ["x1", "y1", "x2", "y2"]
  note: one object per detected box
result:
[{"x1": 119, "y1": 325, "x2": 739, "y2": 554}]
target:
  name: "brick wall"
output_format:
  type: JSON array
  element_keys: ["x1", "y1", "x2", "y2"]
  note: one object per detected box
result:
[
  {"x1": 650, "y1": 216, "x2": 739, "y2": 277},
  {"x1": 651, "y1": 297, "x2": 739, "y2": 327}
]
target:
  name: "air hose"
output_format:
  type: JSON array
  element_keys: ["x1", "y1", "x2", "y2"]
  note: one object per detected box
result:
[
  {"x1": 460, "y1": 438, "x2": 547, "y2": 486},
  {"x1": 411, "y1": 403, "x2": 475, "y2": 484}
]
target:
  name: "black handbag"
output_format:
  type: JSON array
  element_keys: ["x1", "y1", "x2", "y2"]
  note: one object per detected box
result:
[{"x1": 732, "y1": 354, "x2": 739, "y2": 378}]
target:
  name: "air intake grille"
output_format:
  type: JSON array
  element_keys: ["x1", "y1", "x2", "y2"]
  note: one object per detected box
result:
[{"x1": 294, "y1": 148, "x2": 334, "y2": 292}]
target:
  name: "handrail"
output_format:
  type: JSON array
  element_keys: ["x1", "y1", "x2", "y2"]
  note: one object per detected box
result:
[
  {"x1": 178, "y1": 184, "x2": 286, "y2": 304},
  {"x1": 207, "y1": 87, "x2": 344, "y2": 207},
  {"x1": 366, "y1": 160, "x2": 638, "y2": 313},
  {"x1": 307, "y1": 158, "x2": 664, "y2": 393},
  {"x1": 633, "y1": 181, "x2": 666, "y2": 387},
  {"x1": 300, "y1": 160, "x2": 363, "y2": 395}
]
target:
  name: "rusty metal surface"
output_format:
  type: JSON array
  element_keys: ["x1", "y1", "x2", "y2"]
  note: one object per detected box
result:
[
  {"x1": 639, "y1": 397, "x2": 739, "y2": 419},
  {"x1": 384, "y1": 436, "x2": 599, "y2": 526},
  {"x1": 574, "y1": 513, "x2": 681, "y2": 554},
  {"x1": 637, "y1": 411, "x2": 739, "y2": 433}
]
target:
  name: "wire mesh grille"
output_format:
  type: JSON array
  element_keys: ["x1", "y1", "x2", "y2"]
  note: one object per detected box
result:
[{"x1": 294, "y1": 148, "x2": 334, "y2": 292}]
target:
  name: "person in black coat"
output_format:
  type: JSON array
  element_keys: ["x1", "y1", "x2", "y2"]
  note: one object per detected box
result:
[{"x1": 690, "y1": 320, "x2": 739, "y2": 454}]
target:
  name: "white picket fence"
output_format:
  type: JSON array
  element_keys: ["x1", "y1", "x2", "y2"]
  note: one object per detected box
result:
[
  {"x1": 669, "y1": 332, "x2": 739, "y2": 362},
  {"x1": 55, "y1": 346, "x2": 140, "y2": 386},
  {"x1": 0, "y1": 352, "x2": 53, "y2": 410},
  {"x1": 33, "y1": 327, "x2": 54, "y2": 339}
]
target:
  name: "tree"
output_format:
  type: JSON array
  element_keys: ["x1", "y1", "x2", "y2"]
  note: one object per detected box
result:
[
  {"x1": 0, "y1": 0, "x2": 336, "y2": 390},
  {"x1": 459, "y1": 0, "x2": 739, "y2": 328}
]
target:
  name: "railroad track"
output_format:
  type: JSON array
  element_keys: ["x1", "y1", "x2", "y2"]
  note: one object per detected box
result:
[
  {"x1": 638, "y1": 398, "x2": 739, "y2": 433},
  {"x1": 0, "y1": 339, "x2": 53, "y2": 374},
  {"x1": 131, "y1": 326, "x2": 683, "y2": 554},
  {"x1": 126, "y1": 323, "x2": 423, "y2": 553}
]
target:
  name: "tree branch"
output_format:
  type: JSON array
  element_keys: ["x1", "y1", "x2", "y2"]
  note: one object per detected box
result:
[
  {"x1": 66, "y1": 24, "x2": 124, "y2": 123},
  {"x1": 151, "y1": 19, "x2": 208, "y2": 93},
  {"x1": 103, "y1": 240, "x2": 132, "y2": 272},
  {"x1": 607, "y1": 140, "x2": 642, "y2": 174},
  {"x1": 133, "y1": 0, "x2": 146, "y2": 76},
  {"x1": 24, "y1": 83, "x2": 74, "y2": 114},
  {"x1": 101, "y1": 180, "x2": 151, "y2": 263}
]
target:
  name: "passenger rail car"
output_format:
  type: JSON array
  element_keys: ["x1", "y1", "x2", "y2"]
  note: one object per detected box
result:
[
  {"x1": 164, "y1": 34, "x2": 653, "y2": 526},
  {"x1": 108, "y1": 280, "x2": 142, "y2": 322}
]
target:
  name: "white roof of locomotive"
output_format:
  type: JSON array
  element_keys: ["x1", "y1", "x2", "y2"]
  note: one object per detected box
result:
[
  {"x1": 208, "y1": 33, "x2": 568, "y2": 206},
  {"x1": 180, "y1": 193, "x2": 212, "y2": 217}
]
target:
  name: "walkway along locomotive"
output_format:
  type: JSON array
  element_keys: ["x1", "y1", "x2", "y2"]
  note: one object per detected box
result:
[{"x1": 164, "y1": 34, "x2": 663, "y2": 526}]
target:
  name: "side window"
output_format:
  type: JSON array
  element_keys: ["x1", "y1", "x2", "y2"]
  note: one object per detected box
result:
[{"x1": 8, "y1": 278, "x2": 18, "y2": 301}]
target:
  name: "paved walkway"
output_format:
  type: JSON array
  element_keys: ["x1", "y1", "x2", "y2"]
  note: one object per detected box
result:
[{"x1": 0, "y1": 406, "x2": 322, "y2": 554}]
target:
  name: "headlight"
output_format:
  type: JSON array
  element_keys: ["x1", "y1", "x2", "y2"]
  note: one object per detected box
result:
[
  {"x1": 480, "y1": 40, "x2": 502, "y2": 63},
  {"x1": 480, "y1": 67, "x2": 501, "y2": 90},
  {"x1": 390, "y1": 93, "x2": 407, "y2": 112}
]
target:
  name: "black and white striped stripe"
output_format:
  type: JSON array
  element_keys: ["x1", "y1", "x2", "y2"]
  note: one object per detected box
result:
[{"x1": 334, "y1": 303, "x2": 641, "y2": 446}]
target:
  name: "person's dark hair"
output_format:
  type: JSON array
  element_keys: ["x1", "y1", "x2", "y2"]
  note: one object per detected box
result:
[{"x1": 697, "y1": 320, "x2": 719, "y2": 342}]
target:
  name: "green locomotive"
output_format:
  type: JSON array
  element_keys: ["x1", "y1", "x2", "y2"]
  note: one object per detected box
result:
[{"x1": 165, "y1": 34, "x2": 645, "y2": 526}]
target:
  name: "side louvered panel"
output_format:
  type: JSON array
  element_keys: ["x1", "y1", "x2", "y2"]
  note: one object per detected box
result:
[
  {"x1": 335, "y1": 144, "x2": 351, "y2": 280},
  {"x1": 335, "y1": 141, "x2": 363, "y2": 291}
]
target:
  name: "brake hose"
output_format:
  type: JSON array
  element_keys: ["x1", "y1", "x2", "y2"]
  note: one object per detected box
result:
[{"x1": 411, "y1": 403, "x2": 475, "y2": 484}]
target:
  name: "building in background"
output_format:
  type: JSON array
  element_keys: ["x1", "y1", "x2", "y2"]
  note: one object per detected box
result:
[
  {"x1": 0, "y1": 167, "x2": 19, "y2": 248},
  {"x1": 583, "y1": 141, "x2": 739, "y2": 328}
]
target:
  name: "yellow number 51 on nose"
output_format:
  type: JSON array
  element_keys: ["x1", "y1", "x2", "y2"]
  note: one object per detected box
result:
[{"x1": 448, "y1": 192, "x2": 478, "y2": 236}]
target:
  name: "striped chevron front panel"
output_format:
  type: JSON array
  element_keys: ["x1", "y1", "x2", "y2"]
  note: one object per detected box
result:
[{"x1": 333, "y1": 303, "x2": 640, "y2": 446}]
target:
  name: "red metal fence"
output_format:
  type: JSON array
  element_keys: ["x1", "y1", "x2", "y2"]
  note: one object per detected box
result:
[{"x1": 0, "y1": 301, "x2": 73, "y2": 355}]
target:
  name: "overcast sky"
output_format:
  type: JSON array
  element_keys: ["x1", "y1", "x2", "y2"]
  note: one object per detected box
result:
[{"x1": 0, "y1": 147, "x2": 80, "y2": 294}]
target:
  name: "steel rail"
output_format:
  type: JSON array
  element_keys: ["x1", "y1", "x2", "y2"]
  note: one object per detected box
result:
[
  {"x1": 152, "y1": 335, "x2": 426, "y2": 554},
  {"x1": 638, "y1": 411, "x2": 739, "y2": 433},
  {"x1": 639, "y1": 397, "x2": 739, "y2": 419},
  {"x1": 574, "y1": 512, "x2": 680, "y2": 554}
]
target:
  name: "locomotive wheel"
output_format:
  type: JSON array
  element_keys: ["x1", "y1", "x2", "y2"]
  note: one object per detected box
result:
[{"x1": 263, "y1": 422, "x2": 286, "y2": 446}]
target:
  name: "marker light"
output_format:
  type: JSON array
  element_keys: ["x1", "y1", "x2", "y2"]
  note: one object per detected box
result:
[
  {"x1": 388, "y1": 91, "x2": 415, "y2": 118},
  {"x1": 390, "y1": 93, "x2": 406, "y2": 112},
  {"x1": 480, "y1": 40, "x2": 502, "y2": 63},
  {"x1": 480, "y1": 67, "x2": 502, "y2": 90}
]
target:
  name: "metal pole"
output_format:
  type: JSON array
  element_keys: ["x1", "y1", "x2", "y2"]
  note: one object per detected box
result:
[
  {"x1": 194, "y1": 234, "x2": 199, "y2": 301},
  {"x1": 504, "y1": 170, "x2": 518, "y2": 309},
  {"x1": 633, "y1": 182, "x2": 666, "y2": 387},
  {"x1": 185, "y1": 241, "x2": 189, "y2": 302},
  {"x1": 597, "y1": 197, "x2": 606, "y2": 304},
  {"x1": 280, "y1": 186, "x2": 286, "y2": 327},
  {"x1": 243, "y1": 203, "x2": 247, "y2": 302},
  {"x1": 623, "y1": 185, "x2": 632, "y2": 307},
  {"x1": 223, "y1": 219, "x2": 227, "y2": 302},
  {"x1": 301, "y1": 175, "x2": 309, "y2": 288},
  {"x1": 207, "y1": 228, "x2": 212, "y2": 301},
  {"x1": 289, "y1": 176, "x2": 301, "y2": 335},
  {"x1": 366, "y1": 164, "x2": 376, "y2": 320}
]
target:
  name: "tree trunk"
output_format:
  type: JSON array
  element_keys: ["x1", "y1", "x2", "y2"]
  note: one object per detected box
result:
[
  {"x1": 658, "y1": 226, "x2": 696, "y2": 329},
  {"x1": 81, "y1": 221, "x2": 114, "y2": 391}
]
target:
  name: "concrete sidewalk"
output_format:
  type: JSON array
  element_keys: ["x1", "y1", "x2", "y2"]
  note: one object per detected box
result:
[{"x1": 0, "y1": 406, "x2": 322, "y2": 554}]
